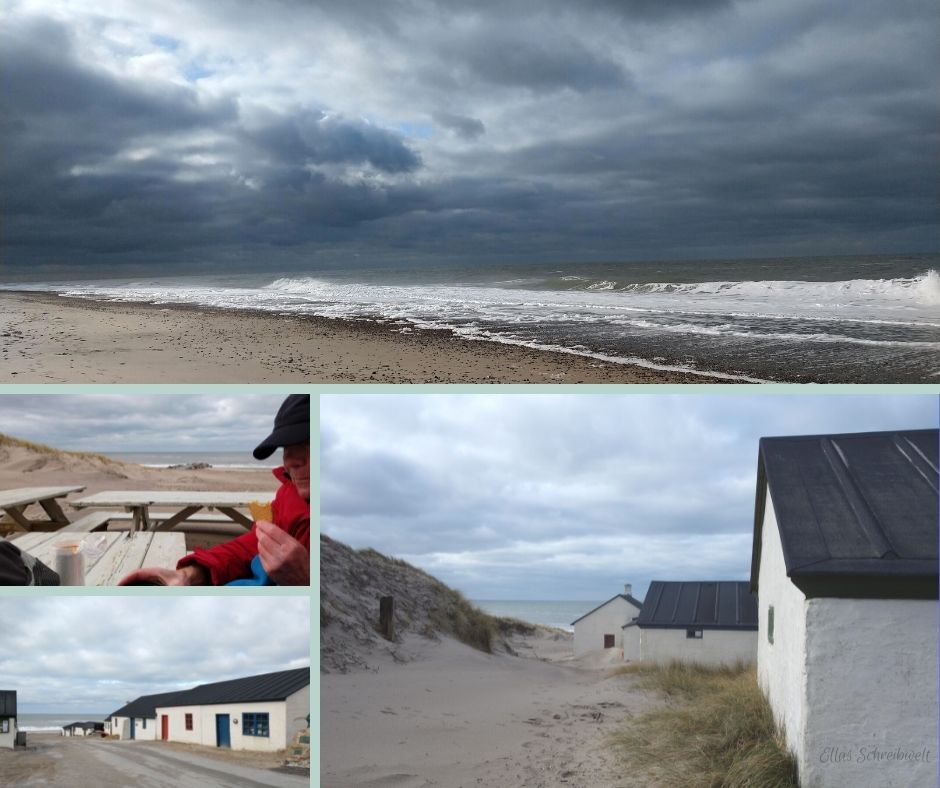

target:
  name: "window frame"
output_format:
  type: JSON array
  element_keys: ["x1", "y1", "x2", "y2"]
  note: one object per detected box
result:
[{"x1": 242, "y1": 711, "x2": 270, "y2": 738}]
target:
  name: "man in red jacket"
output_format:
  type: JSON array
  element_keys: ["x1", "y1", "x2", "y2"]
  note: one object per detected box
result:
[{"x1": 118, "y1": 395, "x2": 310, "y2": 586}]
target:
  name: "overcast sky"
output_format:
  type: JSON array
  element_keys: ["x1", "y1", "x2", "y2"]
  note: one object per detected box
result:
[
  {"x1": 321, "y1": 393, "x2": 938, "y2": 601},
  {"x1": 0, "y1": 394, "x2": 291, "y2": 453},
  {"x1": 0, "y1": 596, "x2": 310, "y2": 713},
  {"x1": 2, "y1": 0, "x2": 936, "y2": 271}
]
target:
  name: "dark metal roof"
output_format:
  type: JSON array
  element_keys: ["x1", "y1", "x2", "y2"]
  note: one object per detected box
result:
[
  {"x1": 108, "y1": 690, "x2": 185, "y2": 720},
  {"x1": 0, "y1": 690, "x2": 16, "y2": 717},
  {"x1": 162, "y1": 667, "x2": 309, "y2": 708},
  {"x1": 570, "y1": 593, "x2": 644, "y2": 626},
  {"x1": 634, "y1": 581, "x2": 758, "y2": 630},
  {"x1": 107, "y1": 667, "x2": 310, "y2": 719},
  {"x1": 751, "y1": 429, "x2": 939, "y2": 599}
]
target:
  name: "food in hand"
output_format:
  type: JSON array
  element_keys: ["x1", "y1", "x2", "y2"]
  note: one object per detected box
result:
[{"x1": 249, "y1": 501, "x2": 273, "y2": 522}]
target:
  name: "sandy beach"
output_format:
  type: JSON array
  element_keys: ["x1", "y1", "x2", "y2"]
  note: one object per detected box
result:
[
  {"x1": 0, "y1": 291, "x2": 733, "y2": 383},
  {"x1": 321, "y1": 632, "x2": 661, "y2": 788}
]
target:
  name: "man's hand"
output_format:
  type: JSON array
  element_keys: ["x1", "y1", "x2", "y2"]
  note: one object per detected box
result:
[
  {"x1": 118, "y1": 564, "x2": 209, "y2": 586},
  {"x1": 255, "y1": 520, "x2": 309, "y2": 585}
]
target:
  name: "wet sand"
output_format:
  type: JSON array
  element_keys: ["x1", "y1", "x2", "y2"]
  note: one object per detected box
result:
[{"x1": 0, "y1": 291, "x2": 737, "y2": 383}]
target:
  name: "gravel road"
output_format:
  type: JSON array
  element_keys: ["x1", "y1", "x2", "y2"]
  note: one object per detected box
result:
[{"x1": 0, "y1": 736, "x2": 309, "y2": 788}]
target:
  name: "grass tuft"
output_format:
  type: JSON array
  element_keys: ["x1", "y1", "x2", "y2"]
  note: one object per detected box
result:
[
  {"x1": 0, "y1": 432, "x2": 121, "y2": 465},
  {"x1": 611, "y1": 661, "x2": 798, "y2": 788}
]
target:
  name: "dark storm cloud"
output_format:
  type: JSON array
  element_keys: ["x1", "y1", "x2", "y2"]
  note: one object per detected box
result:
[
  {"x1": 433, "y1": 112, "x2": 486, "y2": 140},
  {"x1": 0, "y1": 0, "x2": 936, "y2": 266}
]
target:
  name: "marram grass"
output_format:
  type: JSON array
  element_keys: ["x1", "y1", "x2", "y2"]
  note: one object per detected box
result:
[
  {"x1": 610, "y1": 661, "x2": 798, "y2": 788},
  {"x1": 0, "y1": 432, "x2": 119, "y2": 464}
]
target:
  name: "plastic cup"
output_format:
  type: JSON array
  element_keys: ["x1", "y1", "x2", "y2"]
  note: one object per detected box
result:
[{"x1": 54, "y1": 540, "x2": 85, "y2": 586}]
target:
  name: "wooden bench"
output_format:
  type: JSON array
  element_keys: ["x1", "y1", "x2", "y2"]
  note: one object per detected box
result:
[
  {"x1": 59, "y1": 511, "x2": 114, "y2": 533},
  {"x1": 104, "y1": 512, "x2": 247, "y2": 536}
]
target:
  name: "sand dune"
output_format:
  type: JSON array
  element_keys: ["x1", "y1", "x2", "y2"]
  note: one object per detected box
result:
[{"x1": 320, "y1": 535, "x2": 663, "y2": 786}]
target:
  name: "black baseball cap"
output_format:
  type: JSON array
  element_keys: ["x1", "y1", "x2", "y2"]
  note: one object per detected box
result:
[{"x1": 253, "y1": 394, "x2": 310, "y2": 460}]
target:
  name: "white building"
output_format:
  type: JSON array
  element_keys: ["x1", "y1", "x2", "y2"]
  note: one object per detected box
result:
[
  {"x1": 0, "y1": 690, "x2": 16, "y2": 750},
  {"x1": 108, "y1": 690, "x2": 180, "y2": 741},
  {"x1": 108, "y1": 667, "x2": 309, "y2": 752},
  {"x1": 571, "y1": 585, "x2": 643, "y2": 656},
  {"x1": 752, "y1": 428, "x2": 938, "y2": 788},
  {"x1": 155, "y1": 668, "x2": 309, "y2": 752},
  {"x1": 624, "y1": 581, "x2": 758, "y2": 665}
]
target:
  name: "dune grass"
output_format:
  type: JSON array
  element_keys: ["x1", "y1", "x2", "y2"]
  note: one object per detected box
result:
[
  {"x1": 610, "y1": 661, "x2": 798, "y2": 788},
  {"x1": 0, "y1": 432, "x2": 119, "y2": 464}
]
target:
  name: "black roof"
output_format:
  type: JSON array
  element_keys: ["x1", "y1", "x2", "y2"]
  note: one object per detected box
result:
[
  {"x1": 107, "y1": 668, "x2": 309, "y2": 719},
  {"x1": 635, "y1": 581, "x2": 758, "y2": 630},
  {"x1": 0, "y1": 690, "x2": 15, "y2": 717},
  {"x1": 163, "y1": 667, "x2": 309, "y2": 708},
  {"x1": 108, "y1": 690, "x2": 186, "y2": 721},
  {"x1": 570, "y1": 593, "x2": 644, "y2": 626},
  {"x1": 751, "y1": 429, "x2": 939, "y2": 599}
]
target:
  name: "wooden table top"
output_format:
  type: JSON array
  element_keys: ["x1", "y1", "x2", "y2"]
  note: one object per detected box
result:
[
  {"x1": 10, "y1": 530, "x2": 186, "y2": 586},
  {"x1": 71, "y1": 490, "x2": 274, "y2": 508},
  {"x1": 0, "y1": 486, "x2": 86, "y2": 508}
]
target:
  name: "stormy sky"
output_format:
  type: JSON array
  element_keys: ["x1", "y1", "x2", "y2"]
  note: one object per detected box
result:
[
  {"x1": 0, "y1": 393, "x2": 293, "y2": 453},
  {"x1": 1, "y1": 0, "x2": 936, "y2": 272},
  {"x1": 320, "y1": 393, "x2": 938, "y2": 601},
  {"x1": 0, "y1": 596, "x2": 310, "y2": 713}
]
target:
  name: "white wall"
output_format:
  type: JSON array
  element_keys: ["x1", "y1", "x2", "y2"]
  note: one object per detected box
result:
[
  {"x1": 132, "y1": 716, "x2": 157, "y2": 741},
  {"x1": 284, "y1": 686, "x2": 310, "y2": 744},
  {"x1": 622, "y1": 624, "x2": 641, "y2": 662},
  {"x1": 156, "y1": 698, "x2": 297, "y2": 751},
  {"x1": 756, "y1": 491, "x2": 807, "y2": 763},
  {"x1": 573, "y1": 597, "x2": 640, "y2": 655},
  {"x1": 0, "y1": 716, "x2": 14, "y2": 749},
  {"x1": 640, "y1": 627, "x2": 756, "y2": 666},
  {"x1": 800, "y1": 597, "x2": 937, "y2": 788}
]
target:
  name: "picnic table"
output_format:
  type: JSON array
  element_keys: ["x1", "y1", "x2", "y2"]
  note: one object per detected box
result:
[
  {"x1": 0, "y1": 486, "x2": 86, "y2": 531},
  {"x1": 9, "y1": 530, "x2": 186, "y2": 585},
  {"x1": 71, "y1": 490, "x2": 274, "y2": 534}
]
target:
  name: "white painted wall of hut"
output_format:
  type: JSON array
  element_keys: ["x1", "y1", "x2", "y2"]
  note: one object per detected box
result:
[
  {"x1": 639, "y1": 627, "x2": 756, "y2": 666},
  {"x1": 621, "y1": 624, "x2": 641, "y2": 662},
  {"x1": 757, "y1": 492, "x2": 807, "y2": 763},
  {"x1": 132, "y1": 716, "x2": 157, "y2": 741},
  {"x1": 0, "y1": 716, "x2": 15, "y2": 749},
  {"x1": 573, "y1": 596, "x2": 640, "y2": 656},
  {"x1": 756, "y1": 486, "x2": 939, "y2": 788},
  {"x1": 799, "y1": 597, "x2": 937, "y2": 788},
  {"x1": 284, "y1": 685, "x2": 310, "y2": 744},
  {"x1": 156, "y1": 695, "x2": 307, "y2": 751}
]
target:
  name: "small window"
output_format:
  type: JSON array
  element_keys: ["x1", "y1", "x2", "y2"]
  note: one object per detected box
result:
[
  {"x1": 1, "y1": 719, "x2": 8, "y2": 733},
  {"x1": 185, "y1": 713, "x2": 193, "y2": 731},
  {"x1": 242, "y1": 712, "x2": 269, "y2": 737},
  {"x1": 768, "y1": 605, "x2": 774, "y2": 645},
  {"x1": 141, "y1": 718, "x2": 146, "y2": 729},
  {"x1": 686, "y1": 628, "x2": 703, "y2": 639},
  {"x1": 603, "y1": 634, "x2": 615, "y2": 649}
]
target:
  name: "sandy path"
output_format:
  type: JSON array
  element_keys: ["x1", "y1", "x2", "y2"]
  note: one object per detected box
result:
[
  {"x1": 0, "y1": 736, "x2": 307, "y2": 788},
  {"x1": 0, "y1": 291, "x2": 732, "y2": 383},
  {"x1": 320, "y1": 636, "x2": 660, "y2": 788}
]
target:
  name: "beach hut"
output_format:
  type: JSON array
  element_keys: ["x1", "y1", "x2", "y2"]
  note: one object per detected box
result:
[
  {"x1": 154, "y1": 667, "x2": 309, "y2": 752},
  {"x1": 628, "y1": 581, "x2": 758, "y2": 665},
  {"x1": 107, "y1": 691, "x2": 182, "y2": 741},
  {"x1": 571, "y1": 584, "x2": 643, "y2": 656},
  {"x1": 751, "y1": 428, "x2": 938, "y2": 788},
  {"x1": 0, "y1": 690, "x2": 16, "y2": 749}
]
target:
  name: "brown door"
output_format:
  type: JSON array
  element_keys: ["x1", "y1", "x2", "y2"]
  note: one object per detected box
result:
[
  {"x1": 161, "y1": 715, "x2": 168, "y2": 740},
  {"x1": 604, "y1": 634, "x2": 615, "y2": 648}
]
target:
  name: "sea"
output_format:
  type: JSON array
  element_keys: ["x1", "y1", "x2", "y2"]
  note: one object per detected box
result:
[
  {"x1": 472, "y1": 600, "x2": 602, "y2": 632},
  {"x1": 104, "y1": 450, "x2": 279, "y2": 470},
  {"x1": 3, "y1": 253, "x2": 938, "y2": 382},
  {"x1": 17, "y1": 712, "x2": 107, "y2": 732}
]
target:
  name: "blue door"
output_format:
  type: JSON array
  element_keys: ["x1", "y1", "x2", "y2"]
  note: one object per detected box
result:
[
  {"x1": 215, "y1": 714, "x2": 230, "y2": 748},
  {"x1": 130, "y1": 718, "x2": 136, "y2": 740}
]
